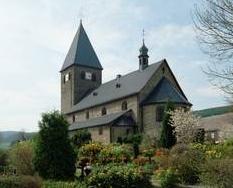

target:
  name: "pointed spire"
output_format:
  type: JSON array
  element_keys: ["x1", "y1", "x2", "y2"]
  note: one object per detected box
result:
[
  {"x1": 138, "y1": 29, "x2": 149, "y2": 71},
  {"x1": 61, "y1": 21, "x2": 103, "y2": 72}
]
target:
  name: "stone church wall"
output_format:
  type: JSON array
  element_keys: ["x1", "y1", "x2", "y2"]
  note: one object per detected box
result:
[
  {"x1": 88, "y1": 126, "x2": 111, "y2": 143},
  {"x1": 142, "y1": 105, "x2": 161, "y2": 139},
  {"x1": 111, "y1": 126, "x2": 134, "y2": 142},
  {"x1": 69, "y1": 95, "x2": 138, "y2": 124}
]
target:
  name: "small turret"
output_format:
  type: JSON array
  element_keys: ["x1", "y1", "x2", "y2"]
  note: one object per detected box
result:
[{"x1": 138, "y1": 30, "x2": 149, "y2": 71}]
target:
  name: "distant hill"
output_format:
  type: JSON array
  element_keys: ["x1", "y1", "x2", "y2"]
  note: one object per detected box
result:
[
  {"x1": 0, "y1": 131, "x2": 37, "y2": 149},
  {"x1": 194, "y1": 105, "x2": 233, "y2": 118}
]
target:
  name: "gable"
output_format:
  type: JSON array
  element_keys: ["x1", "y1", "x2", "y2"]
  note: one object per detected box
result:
[
  {"x1": 142, "y1": 77, "x2": 191, "y2": 105},
  {"x1": 139, "y1": 59, "x2": 189, "y2": 104}
]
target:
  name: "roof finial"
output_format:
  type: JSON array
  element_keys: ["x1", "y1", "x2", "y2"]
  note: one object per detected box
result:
[
  {"x1": 80, "y1": 19, "x2": 82, "y2": 25},
  {"x1": 142, "y1": 29, "x2": 145, "y2": 45}
]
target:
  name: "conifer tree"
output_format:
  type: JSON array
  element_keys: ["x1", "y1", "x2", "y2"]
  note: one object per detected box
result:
[
  {"x1": 34, "y1": 111, "x2": 76, "y2": 180},
  {"x1": 159, "y1": 101, "x2": 176, "y2": 148}
]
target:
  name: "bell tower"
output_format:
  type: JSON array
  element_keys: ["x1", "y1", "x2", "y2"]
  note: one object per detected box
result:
[
  {"x1": 60, "y1": 21, "x2": 103, "y2": 114},
  {"x1": 138, "y1": 30, "x2": 149, "y2": 71}
]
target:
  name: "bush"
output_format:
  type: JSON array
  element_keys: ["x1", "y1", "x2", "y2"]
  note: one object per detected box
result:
[
  {"x1": 0, "y1": 149, "x2": 8, "y2": 166},
  {"x1": 0, "y1": 175, "x2": 42, "y2": 188},
  {"x1": 159, "y1": 101, "x2": 176, "y2": 149},
  {"x1": 200, "y1": 159, "x2": 233, "y2": 188},
  {"x1": 169, "y1": 144, "x2": 204, "y2": 184},
  {"x1": 142, "y1": 148, "x2": 155, "y2": 163},
  {"x1": 124, "y1": 134, "x2": 142, "y2": 158},
  {"x1": 87, "y1": 163, "x2": 152, "y2": 188},
  {"x1": 34, "y1": 111, "x2": 76, "y2": 180},
  {"x1": 98, "y1": 144, "x2": 132, "y2": 164},
  {"x1": 71, "y1": 129, "x2": 91, "y2": 149},
  {"x1": 155, "y1": 168, "x2": 178, "y2": 188},
  {"x1": 9, "y1": 141, "x2": 35, "y2": 175},
  {"x1": 42, "y1": 180, "x2": 87, "y2": 188},
  {"x1": 78, "y1": 142, "x2": 104, "y2": 163}
]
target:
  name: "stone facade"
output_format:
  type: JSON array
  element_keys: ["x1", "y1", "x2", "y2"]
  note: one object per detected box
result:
[
  {"x1": 61, "y1": 65, "x2": 102, "y2": 114},
  {"x1": 67, "y1": 95, "x2": 138, "y2": 124}
]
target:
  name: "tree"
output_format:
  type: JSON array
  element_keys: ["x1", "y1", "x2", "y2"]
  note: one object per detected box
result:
[
  {"x1": 169, "y1": 108, "x2": 200, "y2": 144},
  {"x1": 34, "y1": 111, "x2": 76, "y2": 180},
  {"x1": 124, "y1": 134, "x2": 142, "y2": 158},
  {"x1": 159, "y1": 102, "x2": 176, "y2": 149},
  {"x1": 71, "y1": 129, "x2": 91, "y2": 149},
  {"x1": 9, "y1": 141, "x2": 35, "y2": 175},
  {"x1": 193, "y1": 0, "x2": 233, "y2": 97}
]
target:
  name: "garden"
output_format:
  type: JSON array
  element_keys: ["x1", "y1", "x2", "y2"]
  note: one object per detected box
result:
[{"x1": 0, "y1": 105, "x2": 233, "y2": 188}]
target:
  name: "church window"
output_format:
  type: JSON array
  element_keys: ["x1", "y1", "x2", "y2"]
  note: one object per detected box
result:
[
  {"x1": 92, "y1": 73, "x2": 96, "y2": 81},
  {"x1": 121, "y1": 101, "x2": 128, "y2": 111},
  {"x1": 101, "y1": 107, "x2": 107, "y2": 116},
  {"x1": 85, "y1": 72, "x2": 92, "y2": 80},
  {"x1": 98, "y1": 127, "x2": 103, "y2": 135},
  {"x1": 72, "y1": 114, "x2": 76, "y2": 122},
  {"x1": 156, "y1": 106, "x2": 165, "y2": 122},
  {"x1": 81, "y1": 71, "x2": 85, "y2": 79},
  {"x1": 86, "y1": 111, "x2": 89, "y2": 119},
  {"x1": 64, "y1": 73, "x2": 70, "y2": 83}
]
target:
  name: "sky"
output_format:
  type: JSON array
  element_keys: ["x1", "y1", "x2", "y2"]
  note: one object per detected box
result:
[{"x1": 0, "y1": 0, "x2": 227, "y2": 132}]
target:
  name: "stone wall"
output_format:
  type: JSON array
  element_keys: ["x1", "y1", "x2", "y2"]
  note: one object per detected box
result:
[
  {"x1": 61, "y1": 67, "x2": 75, "y2": 114},
  {"x1": 111, "y1": 126, "x2": 134, "y2": 142},
  {"x1": 88, "y1": 126, "x2": 111, "y2": 143},
  {"x1": 142, "y1": 104, "x2": 189, "y2": 139},
  {"x1": 68, "y1": 95, "x2": 138, "y2": 124},
  {"x1": 142, "y1": 105, "x2": 161, "y2": 139},
  {"x1": 61, "y1": 65, "x2": 102, "y2": 114}
]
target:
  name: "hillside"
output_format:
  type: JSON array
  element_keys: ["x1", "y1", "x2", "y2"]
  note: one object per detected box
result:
[
  {"x1": 0, "y1": 131, "x2": 37, "y2": 149},
  {"x1": 194, "y1": 105, "x2": 233, "y2": 118}
]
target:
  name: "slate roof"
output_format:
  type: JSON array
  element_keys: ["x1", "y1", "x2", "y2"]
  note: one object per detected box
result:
[
  {"x1": 68, "y1": 60, "x2": 164, "y2": 113},
  {"x1": 69, "y1": 110, "x2": 132, "y2": 130},
  {"x1": 142, "y1": 77, "x2": 191, "y2": 105},
  {"x1": 61, "y1": 21, "x2": 103, "y2": 72}
]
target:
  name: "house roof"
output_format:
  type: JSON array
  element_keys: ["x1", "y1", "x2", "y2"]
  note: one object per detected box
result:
[
  {"x1": 142, "y1": 77, "x2": 191, "y2": 105},
  {"x1": 68, "y1": 60, "x2": 164, "y2": 113},
  {"x1": 68, "y1": 110, "x2": 134, "y2": 130},
  {"x1": 60, "y1": 21, "x2": 103, "y2": 72}
]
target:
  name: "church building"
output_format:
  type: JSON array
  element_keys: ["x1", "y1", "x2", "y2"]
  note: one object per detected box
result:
[{"x1": 60, "y1": 21, "x2": 192, "y2": 143}]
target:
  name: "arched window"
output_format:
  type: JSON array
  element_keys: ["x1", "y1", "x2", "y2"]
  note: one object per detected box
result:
[
  {"x1": 81, "y1": 71, "x2": 85, "y2": 79},
  {"x1": 101, "y1": 107, "x2": 107, "y2": 116},
  {"x1": 86, "y1": 111, "x2": 89, "y2": 119},
  {"x1": 72, "y1": 114, "x2": 76, "y2": 123},
  {"x1": 121, "y1": 101, "x2": 128, "y2": 111},
  {"x1": 92, "y1": 73, "x2": 96, "y2": 81}
]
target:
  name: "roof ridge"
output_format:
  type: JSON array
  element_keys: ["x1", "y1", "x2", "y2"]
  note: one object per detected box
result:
[
  {"x1": 67, "y1": 60, "x2": 164, "y2": 113},
  {"x1": 94, "y1": 60, "x2": 164, "y2": 89}
]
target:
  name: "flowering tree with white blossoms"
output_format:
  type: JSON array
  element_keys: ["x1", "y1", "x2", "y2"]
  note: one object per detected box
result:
[{"x1": 169, "y1": 108, "x2": 200, "y2": 144}]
